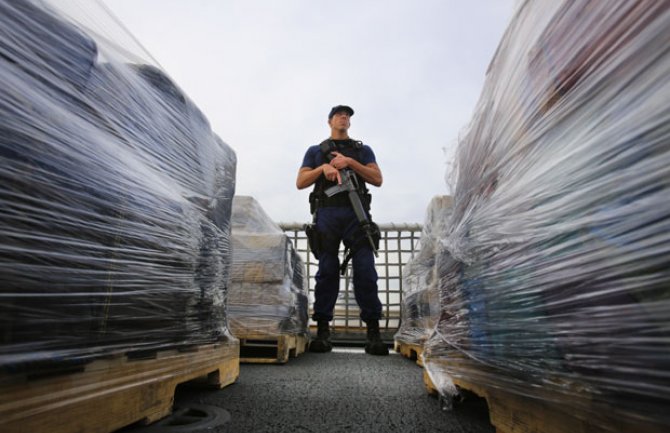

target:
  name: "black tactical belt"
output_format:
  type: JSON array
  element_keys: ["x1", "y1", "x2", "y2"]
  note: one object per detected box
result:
[
  {"x1": 317, "y1": 192, "x2": 371, "y2": 209},
  {"x1": 318, "y1": 193, "x2": 351, "y2": 207}
]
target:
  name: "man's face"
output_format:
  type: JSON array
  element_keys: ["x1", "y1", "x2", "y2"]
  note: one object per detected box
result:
[{"x1": 329, "y1": 111, "x2": 351, "y2": 131}]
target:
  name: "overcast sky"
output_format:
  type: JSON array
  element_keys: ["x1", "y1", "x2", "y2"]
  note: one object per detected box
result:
[{"x1": 102, "y1": 0, "x2": 516, "y2": 224}]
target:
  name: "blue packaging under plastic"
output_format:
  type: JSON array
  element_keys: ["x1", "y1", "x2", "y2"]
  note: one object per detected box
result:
[
  {"x1": 0, "y1": 0, "x2": 237, "y2": 373},
  {"x1": 424, "y1": 1, "x2": 670, "y2": 431}
]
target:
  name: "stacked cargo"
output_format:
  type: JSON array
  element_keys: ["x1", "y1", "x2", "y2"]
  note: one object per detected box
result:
[
  {"x1": 394, "y1": 196, "x2": 452, "y2": 364},
  {"x1": 228, "y1": 196, "x2": 309, "y2": 363},
  {"x1": 0, "y1": 1, "x2": 238, "y2": 432},
  {"x1": 424, "y1": 1, "x2": 670, "y2": 433}
]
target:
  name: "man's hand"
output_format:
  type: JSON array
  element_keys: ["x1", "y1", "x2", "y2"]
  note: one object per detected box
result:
[
  {"x1": 329, "y1": 151, "x2": 351, "y2": 170},
  {"x1": 328, "y1": 151, "x2": 383, "y2": 187},
  {"x1": 323, "y1": 164, "x2": 342, "y2": 184}
]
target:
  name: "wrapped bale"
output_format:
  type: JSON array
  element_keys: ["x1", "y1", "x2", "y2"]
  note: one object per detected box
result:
[
  {"x1": 0, "y1": 0, "x2": 236, "y2": 373},
  {"x1": 394, "y1": 196, "x2": 452, "y2": 354},
  {"x1": 424, "y1": 1, "x2": 670, "y2": 432},
  {"x1": 228, "y1": 196, "x2": 309, "y2": 340}
]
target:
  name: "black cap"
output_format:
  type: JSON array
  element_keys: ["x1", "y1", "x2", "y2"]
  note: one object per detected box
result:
[{"x1": 328, "y1": 105, "x2": 354, "y2": 119}]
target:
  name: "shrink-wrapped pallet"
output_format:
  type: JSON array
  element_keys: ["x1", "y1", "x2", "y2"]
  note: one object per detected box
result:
[
  {"x1": 228, "y1": 196, "x2": 308, "y2": 338},
  {"x1": 0, "y1": 0, "x2": 237, "y2": 373},
  {"x1": 394, "y1": 196, "x2": 452, "y2": 348},
  {"x1": 424, "y1": 1, "x2": 670, "y2": 431}
]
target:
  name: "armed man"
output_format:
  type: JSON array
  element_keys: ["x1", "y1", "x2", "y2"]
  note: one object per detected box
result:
[{"x1": 296, "y1": 104, "x2": 388, "y2": 356}]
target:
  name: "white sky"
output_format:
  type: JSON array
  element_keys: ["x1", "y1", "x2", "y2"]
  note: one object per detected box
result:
[{"x1": 103, "y1": 0, "x2": 516, "y2": 224}]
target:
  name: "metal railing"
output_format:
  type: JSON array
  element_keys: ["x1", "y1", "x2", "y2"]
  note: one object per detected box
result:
[{"x1": 280, "y1": 222, "x2": 422, "y2": 341}]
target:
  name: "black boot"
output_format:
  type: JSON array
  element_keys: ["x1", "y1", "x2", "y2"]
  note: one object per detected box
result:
[
  {"x1": 365, "y1": 320, "x2": 389, "y2": 356},
  {"x1": 309, "y1": 320, "x2": 333, "y2": 353}
]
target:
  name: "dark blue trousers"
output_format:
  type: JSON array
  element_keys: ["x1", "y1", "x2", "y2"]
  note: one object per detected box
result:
[{"x1": 312, "y1": 207, "x2": 382, "y2": 323}]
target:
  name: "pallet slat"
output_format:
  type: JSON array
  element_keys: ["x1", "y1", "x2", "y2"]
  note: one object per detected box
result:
[{"x1": 0, "y1": 342, "x2": 240, "y2": 433}]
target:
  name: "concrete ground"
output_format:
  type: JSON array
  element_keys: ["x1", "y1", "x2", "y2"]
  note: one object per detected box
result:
[{"x1": 168, "y1": 347, "x2": 495, "y2": 433}]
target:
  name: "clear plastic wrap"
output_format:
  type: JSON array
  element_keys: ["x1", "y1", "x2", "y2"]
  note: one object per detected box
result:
[
  {"x1": 0, "y1": 0, "x2": 237, "y2": 373},
  {"x1": 394, "y1": 196, "x2": 452, "y2": 346},
  {"x1": 424, "y1": 1, "x2": 670, "y2": 430},
  {"x1": 227, "y1": 196, "x2": 309, "y2": 338}
]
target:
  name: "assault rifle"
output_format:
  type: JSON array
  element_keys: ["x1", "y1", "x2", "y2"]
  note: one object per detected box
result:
[{"x1": 324, "y1": 168, "x2": 379, "y2": 267}]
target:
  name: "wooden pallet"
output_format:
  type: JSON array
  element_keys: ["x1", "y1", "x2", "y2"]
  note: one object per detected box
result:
[
  {"x1": 238, "y1": 332, "x2": 309, "y2": 364},
  {"x1": 0, "y1": 341, "x2": 240, "y2": 433},
  {"x1": 423, "y1": 369, "x2": 439, "y2": 396},
  {"x1": 422, "y1": 362, "x2": 666, "y2": 433},
  {"x1": 393, "y1": 340, "x2": 425, "y2": 367}
]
